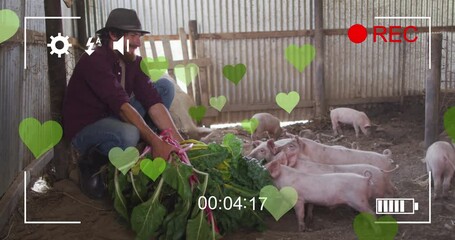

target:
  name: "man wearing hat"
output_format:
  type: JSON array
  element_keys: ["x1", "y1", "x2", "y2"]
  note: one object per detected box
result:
[{"x1": 62, "y1": 8, "x2": 184, "y2": 199}]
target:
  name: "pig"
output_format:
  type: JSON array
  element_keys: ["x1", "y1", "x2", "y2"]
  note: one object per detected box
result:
[
  {"x1": 265, "y1": 160, "x2": 375, "y2": 231},
  {"x1": 424, "y1": 141, "x2": 455, "y2": 199},
  {"x1": 247, "y1": 138, "x2": 293, "y2": 161},
  {"x1": 330, "y1": 107, "x2": 371, "y2": 137},
  {"x1": 331, "y1": 143, "x2": 360, "y2": 150},
  {"x1": 273, "y1": 151, "x2": 399, "y2": 198},
  {"x1": 251, "y1": 113, "x2": 283, "y2": 140},
  {"x1": 331, "y1": 145, "x2": 349, "y2": 149},
  {"x1": 279, "y1": 136, "x2": 395, "y2": 170}
]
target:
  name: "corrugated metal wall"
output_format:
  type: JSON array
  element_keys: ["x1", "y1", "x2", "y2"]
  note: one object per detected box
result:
[
  {"x1": 84, "y1": 0, "x2": 455, "y2": 124},
  {"x1": 0, "y1": 0, "x2": 23, "y2": 197},
  {"x1": 0, "y1": 0, "x2": 49, "y2": 197},
  {"x1": 196, "y1": 0, "x2": 314, "y2": 122},
  {"x1": 324, "y1": 0, "x2": 455, "y2": 100},
  {"x1": 85, "y1": 0, "x2": 314, "y2": 122}
]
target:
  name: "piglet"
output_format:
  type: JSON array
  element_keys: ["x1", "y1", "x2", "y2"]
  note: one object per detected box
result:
[
  {"x1": 330, "y1": 107, "x2": 371, "y2": 137},
  {"x1": 265, "y1": 160, "x2": 375, "y2": 231},
  {"x1": 273, "y1": 151, "x2": 399, "y2": 198},
  {"x1": 247, "y1": 138, "x2": 292, "y2": 162},
  {"x1": 425, "y1": 141, "x2": 455, "y2": 199},
  {"x1": 280, "y1": 136, "x2": 395, "y2": 170},
  {"x1": 251, "y1": 113, "x2": 283, "y2": 140}
]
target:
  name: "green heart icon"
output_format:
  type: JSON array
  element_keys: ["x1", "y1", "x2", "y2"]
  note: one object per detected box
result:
[
  {"x1": 139, "y1": 56, "x2": 169, "y2": 82},
  {"x1": 285, "y1": 44, "x2": 316, "y2": 72},
  {"x1": 260, "y1": 185, "x2": 298, "y2": 221},
  {"x1": 241, "y1": 118, "x2": 259, "y2": 135},
  {"x1": 353, "y1": 213, "x2": 398, "y2": 240},
  {"x1": 0, "y1": 9, "x2": 20, "y2": 44},
  {"x1": 19, "y1": 118, "x2": 63, "y2": 159},
  {"x1": 140, "y1": 157, "x2": 166, "y2": 181},
  {"x1": 108, "y1": 147, "x2": 140, "y2": 175},
  {"x1": 188, "y1": 105, "x2": 206, "y2": 123},
  {"x1": 175, "y1": 63, "x2": 199, "y2": 86},
  {"x1": 443, "y1": 106, "x2": 455, "y2": 142},
  {"x1": 276, "y1": 91, "x2": 300, "y2": 113},
  {"x1": 223, "y1": 64, "x2": 247, "y2": 85},
  {"x1": 209, "y1": 95, "x2": 227, "y2": 112}
]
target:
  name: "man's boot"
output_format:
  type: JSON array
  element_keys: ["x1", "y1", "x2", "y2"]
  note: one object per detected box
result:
[{"x1": 78, "y1": 147, "x2": 109, "y2": 199}]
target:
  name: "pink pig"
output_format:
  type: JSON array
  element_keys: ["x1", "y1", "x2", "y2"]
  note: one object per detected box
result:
[
  {"x1": 265, "y1": 160, "x2": 375, "y2": 231},
  {"x1": 273, "y1": 151, "x2": 399, "y2": 198},
  {"x1": 279, "y1": 136, "x2": 395, "y2": 170},
  {"x1": 251, "y1": 113, "x2": 284, "y2": 140},
  {"x1": 247, "y1": 138, "x2": 292, "y2": 162},
  {"x1": 330, "y1": 107, "x2": 371, "y2": 137},
  {"x1": 425, "y1": 141, "x2": 455, "y2": 199}
]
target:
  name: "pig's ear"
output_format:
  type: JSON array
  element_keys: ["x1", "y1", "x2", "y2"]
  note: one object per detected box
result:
[
  {"x1": 252, "y1": 140, "x2": 262, "y2": 148},
  {"x1": 267, "y1": 160, "x2": 281, "y2": 178},
  {"x1": 267, "y1": 139, "x2": 277, "y2": 154},
  {"x1": 295, "y1": 136, "x2": 305, "y2": 149},
  {"x1": 287, "y1": 154, "x2": 297, "y2": 167}
]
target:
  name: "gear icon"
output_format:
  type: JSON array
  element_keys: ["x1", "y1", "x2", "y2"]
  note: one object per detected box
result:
[{"x1": 47, "y1": 33, "x2": 72, "y2": 58}]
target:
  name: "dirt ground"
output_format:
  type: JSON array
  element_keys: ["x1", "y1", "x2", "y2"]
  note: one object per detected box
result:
[{"x1": 2, "y1": 100, "x2": 455, "y2": 240}]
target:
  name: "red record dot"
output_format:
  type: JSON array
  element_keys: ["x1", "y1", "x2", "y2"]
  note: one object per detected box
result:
[{"x1": 348, "y1": 24, "x2": 368, "y2": 44}]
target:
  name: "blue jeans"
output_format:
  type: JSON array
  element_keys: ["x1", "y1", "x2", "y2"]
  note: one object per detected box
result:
[{"x1": 72, "y1": 78, "x2": 175, "y2": 156}]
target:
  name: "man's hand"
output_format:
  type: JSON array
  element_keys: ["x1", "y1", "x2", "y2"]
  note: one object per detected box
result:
[
  {"x1": 152, "y1": 140, "x2": 179, "y2": 160},
  {"x1": 119, "y1": 102, "x2": 178, "y2": 160}
]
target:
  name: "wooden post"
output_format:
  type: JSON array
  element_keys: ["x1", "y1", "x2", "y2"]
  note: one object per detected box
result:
[
  {"x1": 188, "y1": 21, "x2": 199, "y2": 57},
  {"x1": 161, "y1": 36, "x2": 174, "y2": 77},
  {"x1": 44, "y1": 0, "x2": 70, "y2": 180},
  {"x1": 313, "y1": 0, "x2": 326, "y2": 118},
  {"x1": 188, "y1": 21, "x2": 199, "y2": 104},
  {"x1": 75, "y1": 0, "x2": 87, "y2": 45},
  {"x1": 179, "y1": 28, "x2": 200, "y2": 105},
  {"x1": 425, "y1": 33, "x2": 442, "y2": 148}
]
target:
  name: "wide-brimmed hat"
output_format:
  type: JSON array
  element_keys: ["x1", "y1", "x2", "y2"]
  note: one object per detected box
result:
[{"x1": 96, "y1": 8, "x2": 150, "y2": 34}]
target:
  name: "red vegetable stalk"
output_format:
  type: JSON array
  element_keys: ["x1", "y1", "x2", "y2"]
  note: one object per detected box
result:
[
  {"x1": 139, "y1": 129, "x2": 220, "y2": 235},
  {"x1": 160, "y1": 129, "x2": 199, "y2": 186},
  {"x1": 160, "y1": 129, "x2": 220, "y2": 234},
  {"x1": 164, "y1": 129, "x2": 220, "y2": 233},
  {"x1": 205, "y1": 206, "x2": 220, "y2": 234}
]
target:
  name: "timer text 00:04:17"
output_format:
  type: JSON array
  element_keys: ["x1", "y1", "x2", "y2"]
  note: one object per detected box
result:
[{"x1": 197, "y1": 196, "x2": 267, "y2": 211}]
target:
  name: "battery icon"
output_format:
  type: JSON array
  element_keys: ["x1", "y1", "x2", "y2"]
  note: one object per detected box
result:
[{"x1": 376, "y1": 198, "x2": 419, "y2": 214}]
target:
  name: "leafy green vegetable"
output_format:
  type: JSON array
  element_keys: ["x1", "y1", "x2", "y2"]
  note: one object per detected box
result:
[
  {"x1": 108, "y1": 136, "x2": 272, "y2": 239},
  {"x1": 159, "y1": 161, "x2": 194, "y2": 239},
  {"x1": 131, "y1": 179, "x2": 167, "y2": 240},
  {"x1": 162, "y1": 161, "x2": 193, "y2": 200},
  {"x1": 187, "y1": 143, "x2": 229, "y2": 168},
  {"x1": 190, "y1": 141, "x2": 273, "y2": 234},
  {"x1": 186, "y1": 210, "x2": 212, "y2": 240},
  {"x1": 161, "y1": 198, "x2": 191, "y2": 240},
  {"x1": 129, "y1": 172, "x2": 146, "y2": 204},
  {"x1": 222, "y1": 133, "x2": 242, "y2": 159},
  {"x1": 114, "y1": 169, "x2": 129, "y2": 221}
]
